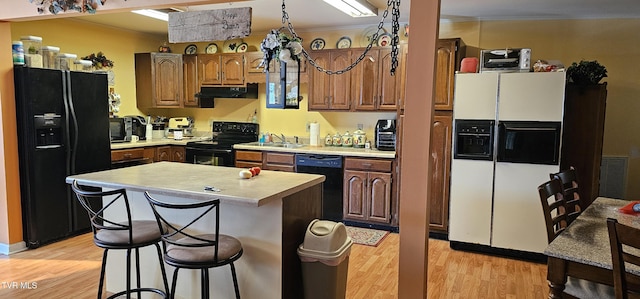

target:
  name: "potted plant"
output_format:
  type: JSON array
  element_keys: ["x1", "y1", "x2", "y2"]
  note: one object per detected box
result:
[{"x1": 566, "y1": 60, "x2": 607, "y2": 85}]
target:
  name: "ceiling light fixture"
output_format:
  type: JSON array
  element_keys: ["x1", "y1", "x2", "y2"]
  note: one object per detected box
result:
[
  {"x1": 132, "y1": 9, "x2": 170, "y2": 21},
  {"x1": 322, "y1": 0, "x2": 378, "y2": 17}
]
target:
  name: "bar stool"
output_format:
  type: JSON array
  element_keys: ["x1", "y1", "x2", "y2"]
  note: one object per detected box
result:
[
  {"x1": 71, "y1": 180, "x2": 169, "y2": 299},
  {"x1": 144, "y1": 191, "x2": 243, "y2": 299}
]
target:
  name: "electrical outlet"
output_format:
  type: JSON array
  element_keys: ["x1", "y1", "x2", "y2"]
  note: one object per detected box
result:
[{"x1": 306, "y1": 121, "x2": 310, "y2": 132}]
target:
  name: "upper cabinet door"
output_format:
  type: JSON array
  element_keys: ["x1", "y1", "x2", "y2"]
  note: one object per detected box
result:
[
  {"x1": 198, "y1": 54, "x2": 222, "y2": 86},
  {"x1": 435, "y1": 38, "x2": 465, "y2": 111},
  {"x1": 352, "y1": 49, "x2": 379, "y2": 111},
  {"x1": 182, "y1": 54, "x2": 198, "y2": 107},
  {"x1": 308, "y1": 51, "x2": 331, "y2": 110},
  {"x1": 329, "y1": 49, "x2": 352, "y2": 110},
  {"x1": 221, "y1": 54, "x2": 245, "y2": 85},
  {"x1": 153, "y1": 53, "x2": 183, "y2": 107},
  {"x1": 378, "y1": 48, "x2": 401, "y2": 111}
]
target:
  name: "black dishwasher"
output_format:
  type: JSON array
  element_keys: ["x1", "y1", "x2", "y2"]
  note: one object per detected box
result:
[{"x1": 295, "y1": 154, "x2": 343, "y2": 221}]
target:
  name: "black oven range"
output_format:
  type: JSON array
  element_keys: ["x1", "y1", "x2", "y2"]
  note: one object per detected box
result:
[{"x1": 185, "y1": 122, "x2": 259, "y2": 166}]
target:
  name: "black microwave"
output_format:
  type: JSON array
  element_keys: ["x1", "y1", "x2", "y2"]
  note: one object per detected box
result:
[
  {"x1": 497, "y1": 121, "x2": 561, "y2": 165},
  {"x1": 109, "y1": 117, "x2": 132, "y2": 143}
]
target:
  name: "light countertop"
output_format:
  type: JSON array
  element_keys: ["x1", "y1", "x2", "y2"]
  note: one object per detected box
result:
[
  {"x1": 66, "y1": 162, "x2": 325, "y2": 207},
  {"x1": 234, "y1": 143, "x2": 396, "y2": 159},
  {"x1": 110, "y1": 137, "x2": 209, "y2": 150}
]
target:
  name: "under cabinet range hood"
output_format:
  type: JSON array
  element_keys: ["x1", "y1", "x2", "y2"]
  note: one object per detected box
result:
[{"x1": 198, "y1": 83, "x2": 259, "y2": 100}]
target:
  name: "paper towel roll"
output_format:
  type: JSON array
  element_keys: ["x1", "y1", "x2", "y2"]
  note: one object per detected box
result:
[{"x1": 309, "y1": 123, "x2": 320, "y2": 146}]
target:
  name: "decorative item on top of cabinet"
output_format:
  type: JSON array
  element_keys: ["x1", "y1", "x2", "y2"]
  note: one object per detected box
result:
[
  {"x1": 560, "y1": 83, "x2": 607, "y2": 206},
  {"x1": 135, "y1": 53, "x2": 184, "y2": 108},
  {"x1": 343, "y1": 157, "x2": 394, "y2": 225},
  {"x1": 308, "y1": 49, "x2": 352, "y2": 110},
  {"x1": 434, "y1": 38, "x2": 465, "y2": 111},
  {"x1": 197, "y1": 53, "x2": 245, "y2": 86},
  {"x1": 182, "y1": 54, "x2": 199, "y2": 107},
  {"x1": 246, "y1": 52, "x2": 308, "y2": 84}
]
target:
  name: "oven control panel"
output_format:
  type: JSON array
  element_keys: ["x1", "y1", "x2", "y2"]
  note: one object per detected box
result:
[{"x1": 212, "y1": 122, "x2": 259, "y2": 135}]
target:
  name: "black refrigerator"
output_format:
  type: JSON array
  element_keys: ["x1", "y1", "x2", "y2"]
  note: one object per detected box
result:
[{"x1": 14, "y1": 66, "x2": 111, "y2": 248}]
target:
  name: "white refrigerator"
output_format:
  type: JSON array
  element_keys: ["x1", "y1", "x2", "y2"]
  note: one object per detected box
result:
[{"x1": 449, "y1": 72, "x2": 566, "y2": 254}]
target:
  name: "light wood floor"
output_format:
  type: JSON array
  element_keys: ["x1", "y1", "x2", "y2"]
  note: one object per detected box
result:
[{"x1": 0, "y1": 232, "x2": 548, "y2": 298}]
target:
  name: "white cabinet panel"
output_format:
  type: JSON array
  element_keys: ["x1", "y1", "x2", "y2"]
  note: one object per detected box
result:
[
  {"x1": 453, "y1": 73, "x2": 498, "y2": 120},
  {"x1": 448, "y1": 159, "x2": 494, "y2": 245},
  {"x1": 492, "y1": 162, "x2": 558, "y2": 253},
  {"x1": 498, "y1": 72, "x2": 566, "y2": 121}
]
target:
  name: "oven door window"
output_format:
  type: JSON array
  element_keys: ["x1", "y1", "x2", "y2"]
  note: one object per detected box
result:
[
  {"x1": 497, "y1": 121, "x2": 561, "y2": 165},
  {"x1": 186, "y1": 148, "x2": 233, "y2": 167}
]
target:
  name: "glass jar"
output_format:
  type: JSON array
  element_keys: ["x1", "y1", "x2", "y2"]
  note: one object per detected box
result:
[
  {"x1": 21, "y1": 36, "x2": 42, "y2": 68},
  {"x1": 42, "y1": 46, "x2": 60, "y2": 69},
  {"x1": 55, "y1": 53, "x2": 77, "y2": 71},
  {"x1": 74, "y1": 60, "x2": 93, "y2": 72}
]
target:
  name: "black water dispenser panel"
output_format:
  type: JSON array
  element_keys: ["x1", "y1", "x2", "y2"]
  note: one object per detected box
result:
[{"x1": 34, "y1": 114, "x2": 62, "y2": 148}]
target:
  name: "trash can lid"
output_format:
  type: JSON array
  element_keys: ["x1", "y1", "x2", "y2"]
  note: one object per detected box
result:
[{"x1": 299, "y1": 219, "x2": 352, "y2": 255}]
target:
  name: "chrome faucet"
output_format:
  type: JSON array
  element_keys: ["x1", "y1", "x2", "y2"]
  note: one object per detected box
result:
[{"x1": 271, "y1": 133, "x2": 286, "y2": 144}]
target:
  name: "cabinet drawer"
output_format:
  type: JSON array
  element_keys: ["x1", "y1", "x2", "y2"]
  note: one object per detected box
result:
[
  {"x1": 236, "y1": 150, "x2": 263, "y2": 162},
  {"x1": 236, "y1": 161, "x2": 263, "y2": 168},
  {"x1": 344, "y1": 157, "x2": 392, "y2": 172},
  {"x1": 264, "y1": 164, "x2": 295, "y2": 172},
  {"x1": 111, "y1": 148, "x2": 146, "y2": 161},
  {"x1": 264, "y1": 152, "x2": 295, "y2": 164}
]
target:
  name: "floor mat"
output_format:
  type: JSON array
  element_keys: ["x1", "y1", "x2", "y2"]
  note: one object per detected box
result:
[{"x1": 346, "y1": 226, "x2": 390, "y2": 247}]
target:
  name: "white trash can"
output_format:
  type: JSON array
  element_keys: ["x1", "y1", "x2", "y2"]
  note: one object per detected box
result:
[{"x1": 297, "y1": 219, "x2": 353, "y2": 299}]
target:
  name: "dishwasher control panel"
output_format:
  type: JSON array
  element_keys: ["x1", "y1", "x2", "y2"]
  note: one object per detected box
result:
[{"x1": 295, "y1": 154, "x2": 342, "y2": 168}]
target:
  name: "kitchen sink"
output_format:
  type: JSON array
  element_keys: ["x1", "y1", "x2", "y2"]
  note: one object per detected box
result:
[{"x1": 243, "y1": 142, "x2": 306, "y2": 148}]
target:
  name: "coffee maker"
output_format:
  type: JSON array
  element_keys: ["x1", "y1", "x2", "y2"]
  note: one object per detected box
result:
[{"x1": 375, "y1": 119, "x2": 396, "y2": 151}]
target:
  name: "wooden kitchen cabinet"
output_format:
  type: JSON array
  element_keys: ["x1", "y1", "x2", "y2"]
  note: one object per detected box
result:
[
  {"x1": 245, "y1": 52, "x2": 308, "y2": 84},
  {"x1": 198, "y1": 53, "x2": 245, "y2": 86},
  {"x1": 263, "y1": 152, "x2": 295, "y2": 172},
  {"x1": 343, "y1": 157, "x2": 393, "y2": 224},
  {"x1": 434, "y1": 38, "x2": 465, "y2": 110},
  {"x1": 182, "y1": 54, "x2": 199, "y2": 107},
  {"x1": 352, "y1": 47, "x2": 403, "y2": 111},
  {"x1": 235, "y1": 150, "x2": 263, "y2": 168},
  {"x1": 171, "y1": 146, "x2": 186, "y2": 163},
  {"x1": 111, "y1": 148, "x2": 154, "y2": 168},
  {"x1": 429, "y1": 111, "x2": 453, "y2": 233},
  {"x1": 135, "y1": 53, "x2": 183, "y2": 108},
  {"x1": 308, "y1": 50, "x2": 352, "y2": 110}
]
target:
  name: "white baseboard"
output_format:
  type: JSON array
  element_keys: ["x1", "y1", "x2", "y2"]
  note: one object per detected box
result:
[{"x1": 0, "y1": 241, "x2": 27, "y2": 255}]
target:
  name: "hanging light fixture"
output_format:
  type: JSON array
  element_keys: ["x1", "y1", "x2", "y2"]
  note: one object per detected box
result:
[{"x1": 322, "y1": 0, "x2": 378, "y2": 17}]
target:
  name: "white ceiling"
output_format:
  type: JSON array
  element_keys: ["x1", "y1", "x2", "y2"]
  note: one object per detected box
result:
[{"x1": 69, "y1": 0, "x2": 640, "y2": 37}]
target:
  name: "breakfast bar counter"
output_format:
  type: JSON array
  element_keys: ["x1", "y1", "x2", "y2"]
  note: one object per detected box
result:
[{"x1": 66, "y1": 162, "x2": 324, "y2": 299}]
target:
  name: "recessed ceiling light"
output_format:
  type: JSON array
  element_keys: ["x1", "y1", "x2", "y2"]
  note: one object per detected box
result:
[{"x1": 323, "y1": 0, "x2": 378, "y2": 17}]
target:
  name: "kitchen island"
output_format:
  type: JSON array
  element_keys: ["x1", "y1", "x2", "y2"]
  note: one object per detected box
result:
[{"x1": 66, "y1": 162, "x2": 324, "y2": 299}]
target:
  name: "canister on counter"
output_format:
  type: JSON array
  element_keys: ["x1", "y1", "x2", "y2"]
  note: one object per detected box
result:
[
  {"x1": 42, "y1": 46, "x2": 60, "y2": 69},
  {"x1": 332, "y1": 132, "x2": 342, "y2": 146},
  {"x1": 74, "y1": 60, "x2": 93, "y2": 72},
  {"x1": 324, "y1": 134, "x2": 333, "y2": 146},
  {"x1": 55, "y1": 53, "x2": 77, "y2": 71},
  {"x1": 342, "y1": 131, "x2": 353, "y2": 147}
]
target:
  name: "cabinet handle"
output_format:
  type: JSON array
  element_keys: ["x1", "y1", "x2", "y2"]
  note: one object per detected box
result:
[
  {"x1": 362, "y1": 163, "x2": 372, "y2": 168},
  {"x1": 124, "y1": 153, "x2": 133, "y2": 158}
]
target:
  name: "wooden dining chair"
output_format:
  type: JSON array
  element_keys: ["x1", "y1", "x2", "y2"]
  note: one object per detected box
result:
[
  {"x1": 539, "y1": 179, "x2": 616, "y2": 299},
  {"x1": 144, "y1": 191, "x2": 243, "y2": 299},
  {"x1": 607, "y1": 218, "x2": 640, "y2": 299},
  {"x1": 550, "y1": 166, "x2": 583, "y2": 224},
  {"x1": 538, "y1": 178, "x2": 569, "y2": 243}
]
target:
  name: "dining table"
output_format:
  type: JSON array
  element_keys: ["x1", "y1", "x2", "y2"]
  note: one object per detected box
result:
[{"x1": 544, "y1": 196, "x2": 640, "y2": 298}]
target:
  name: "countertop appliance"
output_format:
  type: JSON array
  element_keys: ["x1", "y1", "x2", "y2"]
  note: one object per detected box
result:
[
  {"x1": 295, "y1": 154, "x2": 343, "y2": 221},
  {"x1": 449, "y1": 72, "x2": 565, "y2": 257},
  {"x1": 480, "y1": 48, "x2": 531, "y2": 73},
  {"x1": 14, "y1": 65, "x2": 111, "y2": 248},
  {"x1": 375, "y1": 119, "x2": 396, "y2": 151},
  {"x1": 185, "y1": 121, "x2": 259, "y2": 167},
  {"x1": 124, "y1": 115, "x2": 147, "y2": 140},
  {"x1": 109, "y1": 116, "x2": 132, "y2": 143},
  {"x1": 166, "y1": 117, "x2": 194, "y2": 138}
]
